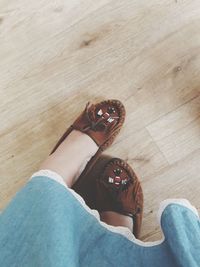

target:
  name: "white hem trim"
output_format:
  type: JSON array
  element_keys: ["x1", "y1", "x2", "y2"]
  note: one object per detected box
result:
[
  {"x1": 31, "y1": 170, "x2": 199, "y2": 247},
  {"x1": 157, "y1": 198, "x2": 199, "y2": 224}
]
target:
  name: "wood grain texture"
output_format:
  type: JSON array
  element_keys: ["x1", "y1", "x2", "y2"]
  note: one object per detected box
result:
[{"x1": 0, "y1": 0, "x2": 200, "y2": 241}]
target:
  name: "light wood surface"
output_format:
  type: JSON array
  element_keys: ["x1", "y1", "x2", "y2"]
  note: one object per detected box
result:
[{"x1": 0, "y1": 0, "x2": 200, "y2": 241}]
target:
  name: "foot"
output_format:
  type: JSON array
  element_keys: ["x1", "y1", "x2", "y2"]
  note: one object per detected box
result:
[
  {"x1": 100, "y1": 211, "x2": 133, "y2": 231},
  {"x1": 40, "y1": 130, "x2": 98, "y2": 187},
  {"x1": 95, "y1": 158, "x2": 143, "y2": 237},
  {"x1": 42, "y1": 100, "x2": 125, "y2": 188},
  {"x1": 73, "y1": 155, "x2": 143, "y2": 237}
]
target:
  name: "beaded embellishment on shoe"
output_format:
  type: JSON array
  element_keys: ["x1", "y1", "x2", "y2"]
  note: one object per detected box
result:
[
  {"x1": 108, "y1": 168, "x2": 129, "y2": 187},
  {"x1": 96, "y1": 107, "x2": 119, "y2": 124}
]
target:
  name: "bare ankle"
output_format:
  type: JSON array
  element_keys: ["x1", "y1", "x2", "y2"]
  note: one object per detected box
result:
[
  {"x1": 100, "y1": 211, "x2": 133, "y2": 231},
  {"x1": 40, "y1": 130, "x2": 98, "y2": 187}
]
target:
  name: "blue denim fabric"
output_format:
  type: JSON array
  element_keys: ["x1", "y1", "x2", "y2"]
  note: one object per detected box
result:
[{"x1": 0, "y1": 176, "x2": 199, "y2": 267}]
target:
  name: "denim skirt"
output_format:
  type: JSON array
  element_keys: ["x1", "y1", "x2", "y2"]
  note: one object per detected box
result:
[{"x1": 0, "y1": 170, "x2": 199, "y2": 267}]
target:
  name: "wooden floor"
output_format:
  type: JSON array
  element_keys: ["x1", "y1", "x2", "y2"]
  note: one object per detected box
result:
[{"x1": 0, "y1": 0, "x2": 200, "y2": 241}]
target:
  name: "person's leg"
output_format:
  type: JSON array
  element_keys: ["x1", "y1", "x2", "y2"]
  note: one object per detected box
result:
[
  {"x1": 40, "y1": 99, "x2": 125, "y2": 188},
  {"x1": 40, "y1": 130, "x2": 98, "y2": 187},
  {"x1": 100, "y1": 211, "x2": 133, "y2": 231},
  {"x1": 40, "y1": 130, "x2": 133, "y2": 231}
]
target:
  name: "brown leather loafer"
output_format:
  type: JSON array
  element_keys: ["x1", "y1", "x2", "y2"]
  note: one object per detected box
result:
[
  {"x1": 74, "y1": 155, "x2": 143, "y2": 238},
  {"x1": 51, "y1": 100, "x2": 126, "y2": 187}
]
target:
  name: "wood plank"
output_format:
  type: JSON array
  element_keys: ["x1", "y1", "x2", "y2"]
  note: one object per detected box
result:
[
  {"x1": 141, "y1": 149, "x2": 200, "y2": 241},
  {"x1": 107, "y1": 128, "x2": 169, "y2": 181},
  {"x1": 1, "y1": 0, "x2": 200, "y2": 135},
  {"x1": 146, "y1": 95, "x2": 200, "y2": 141},
  {"x1": 146, "y1": 95, "x2": 200, "y2": 163}
]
